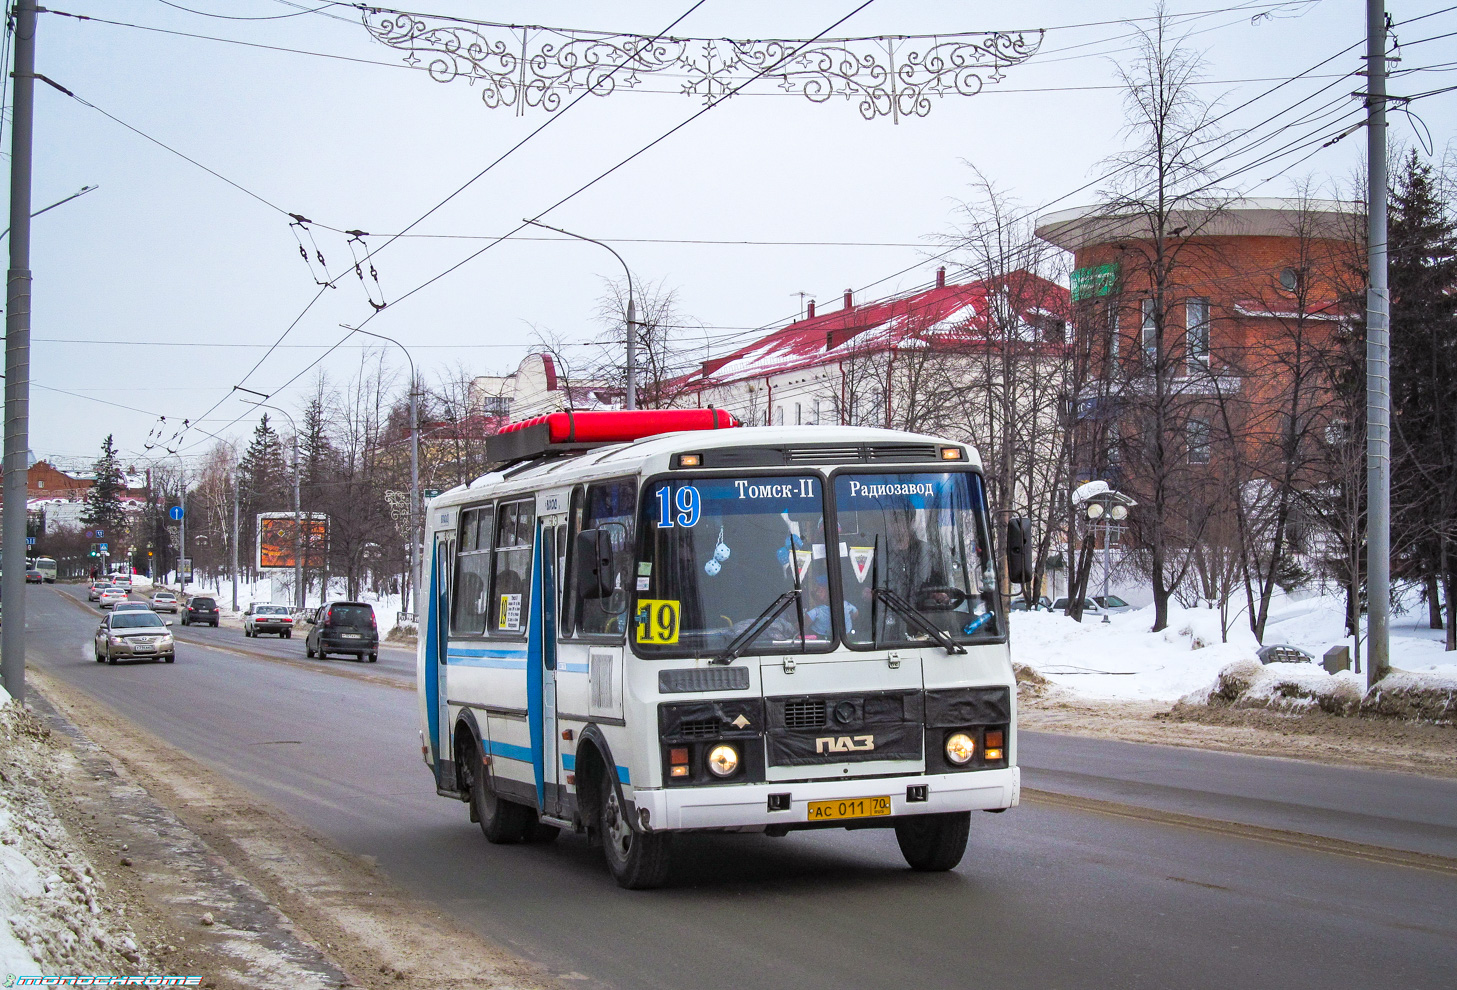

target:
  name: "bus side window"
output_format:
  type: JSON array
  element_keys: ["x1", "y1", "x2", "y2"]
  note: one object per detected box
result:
[
  {"x1": 491, "y1": 499, "x2": 535, "y2": 636},
  {"x1": 561, "y1": 488, "x2": 584, "y2": 639},
  {"x1": 576, "y1": 480, "x2": 636, "y2": 638},
  {"x1": 452, "y1": 506, "x2": 493, "y2": 636}
]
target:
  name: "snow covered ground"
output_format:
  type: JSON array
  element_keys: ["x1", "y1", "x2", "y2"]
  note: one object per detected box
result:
[{"x1": 1011, "y1": 587, "x2": 1457, "y2": 704}]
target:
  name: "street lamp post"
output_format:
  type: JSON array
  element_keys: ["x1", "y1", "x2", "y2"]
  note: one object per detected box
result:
[
  {"x1": 242, "y1": 399, "x2": 303, "y2": 610},
  {"x1": 1072, "y1": 481, "x2": 1135, "y2": 623},
  {"x1": 340, "y1": 324, "x2": 420, "y2": 623},
  {"x1": 522, "y1": 219, "x2": 638, "y2": 410}
]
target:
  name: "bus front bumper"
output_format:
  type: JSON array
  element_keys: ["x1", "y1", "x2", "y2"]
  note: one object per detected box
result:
[{"x1": 635, "y1": 766, "x2": 1019, "y2": 832}]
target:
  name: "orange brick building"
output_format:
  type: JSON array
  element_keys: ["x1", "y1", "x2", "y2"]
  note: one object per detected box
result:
[{"x1": 1035, "y1": 198, "x2": 1360, "y2": 483}]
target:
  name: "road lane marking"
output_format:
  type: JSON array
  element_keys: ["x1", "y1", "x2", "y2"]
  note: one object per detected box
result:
[{"x1": 1024, "y1": 788, "x2": 1457, "y2": 878}]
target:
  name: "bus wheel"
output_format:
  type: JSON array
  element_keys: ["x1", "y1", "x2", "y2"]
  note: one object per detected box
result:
[
  {"x1": 469, "y1": 747, "x2": 531, "y2": 844},
  {"x1": 599, "y1": 772, "x2": 671, "y2": 889},
  {"x1": 894, "y1": 812, "x2": 971, "y2": 872}
]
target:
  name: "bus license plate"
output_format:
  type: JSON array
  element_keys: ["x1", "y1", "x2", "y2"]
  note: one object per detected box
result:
[{"x1": 806, "y1": 796, "x2": 891, "y2": 821}]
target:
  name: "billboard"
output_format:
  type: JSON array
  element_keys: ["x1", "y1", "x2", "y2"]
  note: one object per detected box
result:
[{"x1": 256, "y1": 513, "x2": 329, "y2": 570}]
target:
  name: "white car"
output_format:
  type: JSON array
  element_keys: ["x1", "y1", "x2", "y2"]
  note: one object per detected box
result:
[
  {"x1": 151, "y1": 591, "x2": 180, "y2": 613},
  {"x1": 112, "y1": 601, "x2": 152, "y2": 614},
  {"x1": 243, "y1": 603, "x2": 295, "y2": 639},
  {"x1": 98, "y1": 587, "x2": 129, "y2": 609}
]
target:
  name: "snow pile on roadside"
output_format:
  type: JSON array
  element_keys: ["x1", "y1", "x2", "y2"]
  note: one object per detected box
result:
[
  {"x1": 1193, "y1": 658, "x2": 1364, "y2": 715},
  {"x1": 0, "y1": 687, "x2": 152, "y2": 977},
  {"x1": 1360, "y1": 669, "x2": 1457, "y2": 722},
  {"x1": 1009, "y1": 606, "x2": 1258, "y2": 702}
]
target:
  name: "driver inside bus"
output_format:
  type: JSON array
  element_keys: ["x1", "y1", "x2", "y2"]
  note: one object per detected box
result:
[{"x1": 805, "y1": 572, "x2": 858, "y2": 638}]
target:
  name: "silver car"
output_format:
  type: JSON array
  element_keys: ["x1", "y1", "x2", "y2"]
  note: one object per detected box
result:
[
  {"x1": 243, "y1": 603, "x2": 295, "y2": 638},
  {"x1": 95, "y1": 609, "x2": 175, "y2": 664},
  {"x1": 98, "y1": 587, "x2": 129, "y2": 609},
  {"x1": 151, "y1": 591, "x2": 180, "y2": 613}
]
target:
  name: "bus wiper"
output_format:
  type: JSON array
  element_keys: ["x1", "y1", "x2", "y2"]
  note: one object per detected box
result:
[
  {"x1": 872, "y1": 588, "x2": 967, "y2": 655},
  {"x1": 710, "y1": 590, "x2": 801, "y2": 666}
]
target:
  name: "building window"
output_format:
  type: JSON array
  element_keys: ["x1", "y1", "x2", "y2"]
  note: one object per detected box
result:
[
  {"x1": 1187, "y1": 418, "x2": 1211, "y2": 464},
  {"x1": 1141, "y1": 298, "x2": 1157, "y2": 363},
  {"x1": 815, "y1": 399, "x2": 829, "y2": 425},
  {"x1": 774, "y1": 405, "x2": 785, "y2": 426},
  {"x1": 1186, "y1": 297, "x2": 1210, "y2": 372},
  {"x1": 482, "y1": 394, "x2": 509, "y2": 416},
  {"x1": 795, "y1": 402, "x2": 802, "y2": 425}
]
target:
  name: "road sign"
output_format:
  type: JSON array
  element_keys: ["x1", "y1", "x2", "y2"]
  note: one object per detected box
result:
[
  {"x1": 169, "y1": 506, "x2": 184, "y2": 521},
  {"x1": 98, "y1": 542, "x2": 109, "y2": 553},
  {"x1": 25, "y1": 537, "x2": 35, "y2": 545},
  {"x1": 95, "y1": 529, "x2": 104, "y2": 538},
  {"x1": 423, "y1": 489, "x2": 441, "y2": 499}
]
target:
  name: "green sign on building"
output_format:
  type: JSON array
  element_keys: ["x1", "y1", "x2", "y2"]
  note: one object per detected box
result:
[{"x1": 1071, "y1": 263, "x2": 1119, "y2": 301}]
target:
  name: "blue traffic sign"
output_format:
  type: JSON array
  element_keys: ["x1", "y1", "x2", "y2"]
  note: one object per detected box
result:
[
  {"x1": 98, "y1": 543, "x2": 109, "y2": 553},
  {"x1": 25, "y1": 537, "x2": 35, "y2": 545},
  {"x1": 169, "y1": 506, "x2": 184, "y2": 521}
]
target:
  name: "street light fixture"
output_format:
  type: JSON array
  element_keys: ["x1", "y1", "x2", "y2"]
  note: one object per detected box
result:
[
  {"x1": 1072, "y1": 480, "x2": 1136, "y2": 624},
  {"x1": 339, "y1": 323, "x2": 420, "y2": 623},
  {"x1": 522, "y1": 219, "x2": 639, "y2": 410}
]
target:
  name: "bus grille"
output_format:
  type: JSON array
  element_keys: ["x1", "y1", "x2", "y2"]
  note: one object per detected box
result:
[
  {"x1": 867, "y1": 443, "x2": 939, "y2": 461},
  {"x1": 787, "y1": 446, "x2": 861, "y2": 463},
  {"x1": 782, "y1": 700, "x2": 827, "y2": 729},
  {"x1": 677, "y1": 719, "x2": 720, "y2": 739}
]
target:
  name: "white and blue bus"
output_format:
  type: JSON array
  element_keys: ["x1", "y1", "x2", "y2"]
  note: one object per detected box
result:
[{"x1": 417, "y1": 410, "x2": 1025, "y2": 888}]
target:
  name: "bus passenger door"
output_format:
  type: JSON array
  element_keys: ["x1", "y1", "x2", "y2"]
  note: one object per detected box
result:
[{"x1": 532, "y1": 490, "x2": 570, "y2": 816}]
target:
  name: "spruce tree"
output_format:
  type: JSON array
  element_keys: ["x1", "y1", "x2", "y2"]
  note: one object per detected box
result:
[
  {"x1": 1388, "y1": 151, "x2": 1457, "y2": 649},
  {"x1": 81, "y1": 434, "x2": 128, "y2": 541}
]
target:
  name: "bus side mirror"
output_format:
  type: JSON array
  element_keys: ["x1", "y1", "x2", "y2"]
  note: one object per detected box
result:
[
  {"x1": 575, "y1": 529, "x2": 613, "y2": 600},
  {"x1": 1006, "y1": 517, "x2": 1033, "y2": 586}
]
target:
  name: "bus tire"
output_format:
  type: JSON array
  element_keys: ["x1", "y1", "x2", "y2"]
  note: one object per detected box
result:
[
  {"x1": 894, "y1": 812, "x2": 970, "y2": 872},
  {"x1": 469, "y1": 745, "x2": 531, "y2": 844},
  {"x1": 599, "y1": 771, "x2": 671, "y2": 889}
]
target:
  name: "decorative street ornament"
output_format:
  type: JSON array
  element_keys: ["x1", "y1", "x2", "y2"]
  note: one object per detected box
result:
[{"x1": 361, "y1": 12, "x2": 1043, "y2": 122}]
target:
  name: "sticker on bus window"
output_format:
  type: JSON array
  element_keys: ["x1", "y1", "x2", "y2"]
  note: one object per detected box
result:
[
  {"x1": 848, "y1": 546, "x2": 875, "y2": 583},
  {"x1": 498, "y1": 593, "x2": 522, "y2": 630},
  {"x1": 635, "y1": 599, "x2": 680, "y2": 645}
]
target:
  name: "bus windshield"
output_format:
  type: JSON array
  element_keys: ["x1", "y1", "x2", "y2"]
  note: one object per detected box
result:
[
  {"x1": 833, "y1": 472, "x2": 1000, "y2": 648},
  {"x1": 636, "y1": 475, "x2": 832, "y2": 658}
]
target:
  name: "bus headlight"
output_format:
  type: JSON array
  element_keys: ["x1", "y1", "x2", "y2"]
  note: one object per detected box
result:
[
  {"x1": 706, "y1": 744, "x2": 739, "y2": 777},
  {"x1": 945, "y1": 732, "x2": 976, "y2": 766}
]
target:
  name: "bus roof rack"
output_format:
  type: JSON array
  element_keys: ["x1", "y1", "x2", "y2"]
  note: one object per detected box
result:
[{"x1": 487, "y1": 408, "x2": 741, "y2": 466}]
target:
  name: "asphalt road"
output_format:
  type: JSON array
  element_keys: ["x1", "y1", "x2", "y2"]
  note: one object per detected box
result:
[{"x1": 23, "y1": 584, "x2": 1457, "y2": 990}]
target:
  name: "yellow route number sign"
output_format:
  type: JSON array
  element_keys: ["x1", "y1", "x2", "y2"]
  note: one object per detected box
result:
[{"x1": 636, "y1": 599, "x2": 681, "y2": 645}]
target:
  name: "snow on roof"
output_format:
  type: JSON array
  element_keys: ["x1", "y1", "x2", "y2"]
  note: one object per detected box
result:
[{"x1": 687, "y1": 273, "x2": 1068, "y2": 390}]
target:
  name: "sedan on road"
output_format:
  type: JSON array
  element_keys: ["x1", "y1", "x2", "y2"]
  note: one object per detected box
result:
[
  {"x1": 150, "y1": 591, "x2": 180, "y2": 613},
  {"x1": 112, "y1": 601, "x2": 153, "y2": 614},
  {"x1": 25, "y1": 568, "x2": 43, "y2": 584},
  {"x1": 243, "y1": 603, "x2": 294, "y2": 639},
  {"x1": 95, "y1": 610, "x2": 174, "y2": 664},
  {"x1": 87, "y1": 581, "x2": 107, "y2": 602},
  {"x1": 98, "y1": 587, "x2": 129, "y2": 609}
]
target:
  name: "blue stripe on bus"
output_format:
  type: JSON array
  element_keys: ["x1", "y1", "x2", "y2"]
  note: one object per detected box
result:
[
  {"x1": 558, "y1": 662, "x2": 589, "y2": 673},
  {"x1": 447, "y1": 655, "x2": 528, "y2": 669},
  {"x1": 448, "y1": 646, "x2": 528, "y2": 657},
  {"x1": 487, "y1": 740, "x2": 533, "y2": 762},
  {"x1": 559, "y1": 753, "x2": 630, "y2": 785}
]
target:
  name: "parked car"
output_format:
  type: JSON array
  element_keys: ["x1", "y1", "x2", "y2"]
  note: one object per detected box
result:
[
  {"x1": 151, "y1": 591, "x2": 180, "y2": 613},
  {"x1": 1257, "y1": 643, "x2": 1315, "y2": 665},
  {"x1": 87, "y1": 581, "x2": 107, "y2": 602},
  {"x1": 180, "y1": 596, "x2": 220, "y2": 627},
  {"x1": 1093, "y1": 594, "x2": 1137, "y2": 615},
  {"x1": 305, "y1": 601, "x2": 379, "y2": 662},
  {"x1": 24, "y1": 568, "x2": 42, "y2": 584},
  {"x1": 95, "y1": 609, "x2": 174, "y2": 664},
  {"x1": 112, "y1": 601, "x2": 153, "y2": 614},
  {"x1": 1009, "y1": 596, "x2": 1053, "y2": 612},
  {"x1": 244, "y1": 603, "x2": 294, "y2": 638},
  {"x1": 98, "y1": 587, "x2": 129, "y2": 609},
  {"x1": 1051, "y1": 597, "x2": 1101, "y2": 615}
]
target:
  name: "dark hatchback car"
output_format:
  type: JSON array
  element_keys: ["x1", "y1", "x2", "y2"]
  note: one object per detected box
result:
[
  {"x1": 305, "y1": 601, "x2": 379, "y2": 662},
  {"x1": 181, "y1": 595, "x2": 220, "y2": 627}
]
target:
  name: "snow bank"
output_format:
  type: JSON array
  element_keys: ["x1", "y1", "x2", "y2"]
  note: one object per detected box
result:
[
  {"x1": 1196, "y1": 658, "x2": 1364, "y2": 715},
  {"x1": 1360, "y1": 670, "x2": 1457, "y2": 722},
  {"x1": 1010, "y1": 605, "x2": 1258, "y2": 702},
  {"x1": 0, "y1": 695, "x2": 152, "y2": 976}
]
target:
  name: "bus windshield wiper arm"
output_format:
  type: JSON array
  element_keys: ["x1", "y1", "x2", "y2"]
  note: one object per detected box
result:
[
  {"x1": 872, "y1": 588, "x2": 967, "y2": 655},
  {"x1": 710, "y1": 590, "x2": 801, "y2": 666}
]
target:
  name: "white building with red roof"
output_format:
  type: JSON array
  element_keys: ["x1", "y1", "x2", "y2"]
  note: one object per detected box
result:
[{"x1": 678, "y1": 268, "x2": 1070, "y2": 433}]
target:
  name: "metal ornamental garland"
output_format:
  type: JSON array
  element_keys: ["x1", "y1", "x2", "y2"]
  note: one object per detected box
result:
[{"x1": 361, "y1": 12, "x2": 1043, "y2": 122}]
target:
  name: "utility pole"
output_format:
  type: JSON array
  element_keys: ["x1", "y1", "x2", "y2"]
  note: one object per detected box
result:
[
  {"x1": 2, "y1": 0, "x2": 38, "y2": 702},
  {"x1": 178, "y1": 479, "x2": 186, "y2": 592},
  {"x1": 231, "y1": 471, "x2": 239, "y2": 612},
  {"x1": 1365, "y1": 0, "x2": 1390, "y2": 688}
]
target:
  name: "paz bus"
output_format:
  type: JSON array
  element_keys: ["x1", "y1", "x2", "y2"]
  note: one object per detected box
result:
[{"x1": 417, "y1": 409, "x2": 1027, "y2": 888}]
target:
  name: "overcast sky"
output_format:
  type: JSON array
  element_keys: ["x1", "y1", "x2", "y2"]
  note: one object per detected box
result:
[{"x1": 23, "y1": 0, "x2": 1456, "y2": 470}]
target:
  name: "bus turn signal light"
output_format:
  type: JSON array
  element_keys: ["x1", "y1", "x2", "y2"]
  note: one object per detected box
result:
[
  {"x1": 985, "y1": 730, "x2": 1004, "y2": 748},
  {"x1": 940, "y1": 446, "x2": 965, "y2": 460},
  {"x1": 677, "y1": 453, "x2": 702, "y2": 467},
  {"x1": 669, "y1": 747, "x2": 690, "y2": 777}
]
